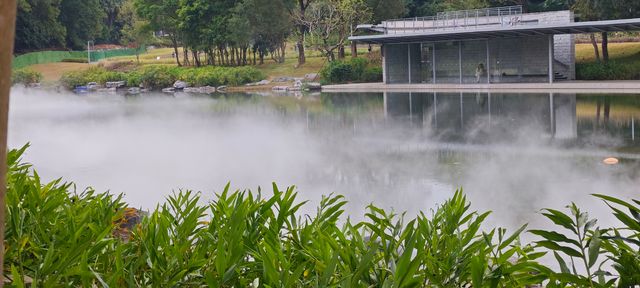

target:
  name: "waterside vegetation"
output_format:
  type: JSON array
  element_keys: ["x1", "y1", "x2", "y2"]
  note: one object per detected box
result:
[
  {"x1": 59, "y1": 65, "x2": 265, "y2": 90},
  {"x1": 4, "y1": 145, "x2": 640, "y2": 287}
]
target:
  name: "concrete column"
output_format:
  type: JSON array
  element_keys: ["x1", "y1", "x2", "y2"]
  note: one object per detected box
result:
[
  {"x1": 382, "y1": 45, "x2": 387, "y2": 84},
  {"x1": 549, "y1": 93, "x2": 555, "y2": 136},
  {"x1": 432, "y1": 43, "x2": 436, "y2": 83},
  {"x1": 548, "y1": 35, "x2": 554, "y2": 84}
]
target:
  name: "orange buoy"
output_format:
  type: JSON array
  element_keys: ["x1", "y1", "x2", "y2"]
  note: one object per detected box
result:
[{"x1": 603, "y1": 157, "x2": 619, "y2": 165}]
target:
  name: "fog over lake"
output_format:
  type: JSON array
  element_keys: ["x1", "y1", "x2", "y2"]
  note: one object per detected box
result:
[{"x1": 8, "y1": 87, "x2": 640, "y2": 232}]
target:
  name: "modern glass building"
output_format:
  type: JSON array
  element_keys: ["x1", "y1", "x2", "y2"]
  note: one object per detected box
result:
[{"x1": 350, "y1": 6, "x2": 640, "y2": 84}]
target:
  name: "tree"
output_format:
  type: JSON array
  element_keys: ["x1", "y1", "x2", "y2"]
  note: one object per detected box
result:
[
  {"x1": 367, "y1": 0, "x2": 405, "y2": 21},
  {"x1": 134, "y1": 0, "x2": 182, "y2": 66},
  {"x1": 286, "y1": 0, "x2": 315, "y2": 66},
  {"x1": 99, "y1": 0, "x2": 126, "y2": 43},
  {"x1": 14, "y1": 0, "x2": 66, "y2": 52},
  {"x1": 120, "y1": 0, "x2": 152, "y2": 63},
  {"x1": 59, "y1": 0, "x2": 106, "y2": 50},
  {"x1": 304, "y1": 0, "x2": 371, "y2": 61}
]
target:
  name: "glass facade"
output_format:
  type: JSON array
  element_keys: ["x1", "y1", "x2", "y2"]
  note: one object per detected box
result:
[
  {"x1": 434, "y1": 41, "x2": 460, "y2": 84},
  {"x1": 383, "y1": 36, "x2": 551, "y2": 84}
]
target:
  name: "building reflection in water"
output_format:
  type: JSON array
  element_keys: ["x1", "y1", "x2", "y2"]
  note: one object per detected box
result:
[{"x1": 382, "y1": 92, "x2": 637, "y2": 145}]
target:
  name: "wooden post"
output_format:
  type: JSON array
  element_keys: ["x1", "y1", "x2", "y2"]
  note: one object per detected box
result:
[{"x1": 0, "y1": 0, "x2": 18, "y2": 283}]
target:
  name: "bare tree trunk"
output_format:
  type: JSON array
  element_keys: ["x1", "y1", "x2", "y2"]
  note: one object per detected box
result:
[
  {"x1": 601, "y1": 32, "x2": 609, "y2": 64},
  {"x1": 232, "y1": 48, "x2": 237, "y2": 66},
  {"x1": 171, "y1": 37, "x2": 182, "y2": 67},
  {"x1": 338, "y1": 45, "x2": 345, "y2": 59},
  {"x1": 297, "y1": 25, "x2": 306, "y2": 65},
  {"x1": 183, "y1": 49, "x2": 190, "y2": 66},
  {"x1": 351, "y1": 41, "x2": 357, "y2": 58},
  {"x1": 0, "y1": 0, "x2": 17, "y2": 276},
  {"x1": 192, "y1": 50, "x2": 201, "y2": 67},
  {"x1": 590, "y1": 33, "x2": 600, "y2": 63}
]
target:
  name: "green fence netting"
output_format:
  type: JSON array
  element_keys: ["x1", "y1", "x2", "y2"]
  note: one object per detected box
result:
[{"x1": 12, "y1": 47, "x2": 145, "y2": 69}]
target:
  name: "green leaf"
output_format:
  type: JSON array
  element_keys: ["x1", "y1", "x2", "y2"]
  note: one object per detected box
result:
[
  {"x1": 587, "y1": 229, "x2": 602, "y2": 269},
  {"x1": 536, "y1": 241, "x2": 582, "y2": 258},
  {"x1": 542, "y1": 209, "x2": 577, "y2": 234}
]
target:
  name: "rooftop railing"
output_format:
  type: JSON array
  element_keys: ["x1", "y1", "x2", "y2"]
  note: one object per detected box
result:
[{"x1": 382, "y1": 6, "x2": 525, "y2": 34}]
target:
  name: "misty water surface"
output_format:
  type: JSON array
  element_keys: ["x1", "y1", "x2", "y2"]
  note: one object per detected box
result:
[{"x1": 8, "y1": 87, "x2": 640, "y2": 231}]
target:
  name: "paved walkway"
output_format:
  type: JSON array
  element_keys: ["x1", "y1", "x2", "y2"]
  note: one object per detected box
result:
[{"x1": 322, "y1": 81, "x2": 640, "y2": 94}]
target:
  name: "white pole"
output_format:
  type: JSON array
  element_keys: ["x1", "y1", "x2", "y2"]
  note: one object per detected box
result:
[
  {"x1": 87, "y1": 41, "x2": 91, "y2": 64},
  {"x1": 632, "y1": 117, "x2": 635, "y2": 141}
]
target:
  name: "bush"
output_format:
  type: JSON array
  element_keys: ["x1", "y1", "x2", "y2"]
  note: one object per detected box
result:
[
  {"x1": 320, "y1": 58, "x2": 382, "y2": 84},
  {"x1": 60, "y1": 67, "x2": 125, "y2": 88},
  {"x1": 320, "y1": 61, "x2": 354, "y2": 84},
  {"x1": 576, "y1": 61, "x2": 640, "y2": 80},
  {"x1": 136, "y1": 65, "x2": 179, "y2": 89},
  {"x1": 60, "y1": 65, "x2": 265, "y2": 90},
  {"x1": 11, "y1": 69, "x2": 43, "y2": 86},
  {"x1": 362, "y1": 66, "x2": 383, "y2": 82}
]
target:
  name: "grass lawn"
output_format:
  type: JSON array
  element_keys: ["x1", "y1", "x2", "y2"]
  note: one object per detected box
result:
[
  {"x1": 576, "y1": 42, "x2": 640, "y2": 64},
  {"x1": 21, "y1": 43, "x2": 377, "y2": 83},
  {"x1": 27, "y1": 62, "x2": 93, "y2": 83}
]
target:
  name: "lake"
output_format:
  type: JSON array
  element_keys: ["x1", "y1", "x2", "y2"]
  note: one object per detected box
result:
[{"x1": 8, "y1": 87, "x2": 640, "y2": 230}]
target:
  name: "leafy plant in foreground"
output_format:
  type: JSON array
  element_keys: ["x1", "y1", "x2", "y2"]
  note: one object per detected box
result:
[{"x1": 531, "y1": 203, "x2": 612, "y2": 287}]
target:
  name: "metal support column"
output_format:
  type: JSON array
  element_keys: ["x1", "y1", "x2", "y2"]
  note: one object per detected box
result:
[
  {"x1": 549, "y1": 93, "x2": 555, "y2": 136},
  {"x1": 486, "y1": 40, "x2": 490, "y2": 83},
  {"x1": 408, "y1": 44, "x2": 412, "y2": 83},
  {"x1": 459, "y1": 41, "x2": 463, "y2": 84},
  {"x1": 432, "y1": 44, "x2": 436, "y2": 83},
  {"x1": 548, "y1": 35, "x2": 554, "y2": 84}
]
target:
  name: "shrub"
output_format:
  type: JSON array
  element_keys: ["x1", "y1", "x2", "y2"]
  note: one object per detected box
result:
[
  {"x1": 362, "y1": 66, "x2": 383, "y2": 82},
  {"x1": 576, "y1": 61, "x2": 640, "y2": 80},
  {"x1": 320, "y1": 61, "x2": 354, "y2": 84},
  {"x1": 60, "y1": 67, "x2": 126, "y2": 89},
  {"x1": 320, "y1": 58, "x2": 382, "y2": 84},
  {"x1": 136, "y1": 65, "x2": 179, "y2": 89},
  {"x1": 11, "y1": 69, "x2": 43, "y2": 86}
]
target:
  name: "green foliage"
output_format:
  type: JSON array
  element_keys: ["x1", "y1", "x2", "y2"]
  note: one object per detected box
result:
[
  {"x1": 4, "y1": 145, "x2": 640, "y2": 287},
  {"x1": 320, "y1": 58, "x2": 382, "y2": 84},
  {"x1": 5, "y1": 144, "x2": 126, "y2": 286},
  {"x1": 14, "y1": 0, "x2": 67, "y2": 53},
  {"x1": 60, "y1": 66, "x2": 125, "y2": 88},
  {"x1": 59, "y1": 0, "x2": 107, "y2": 50},
  {"x1": 576, "y1": 62, "x2": 640, "y2": 80},
  {"x1": 60, "y1": 65, "x2": 265, "y2": 89},
  {"x1": 531, "y1": 203, "x2": 613, "y2": 287},
  {"x1": 11, "y1": 69, "x2": 43, "y2": 86}
]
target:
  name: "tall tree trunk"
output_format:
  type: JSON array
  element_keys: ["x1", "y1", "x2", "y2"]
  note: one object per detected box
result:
[
  {"x1": 338, "y1": 45, "x2": 345, "y2": 59},
  {"x1": 296, "y1": 0, "x2": 307, "y2": 66},
  {"x1": 0, "y1": 0, "x2": 17, "y2": 273},
  {"x1": 601, "y1": 32, "x2": 609, "y2": 64},
  {"x1": 193, "y1": 50, "x2": 201, "y2": 67},
  {"x1": 589, "y1": 33, "x2": 600, "y2": 63},
  {"x1": 230, "y1": 48, "x2": 235, "y2": 66},
  {"x1": 171, "y1": 37, "x2": 182, "y2": 66},
  {"x1": 351, "y1": 42, "x2": 357, "y2": 58},
  {"x1": 183, "y1": 49, "x2": 190, "y2": 66}
]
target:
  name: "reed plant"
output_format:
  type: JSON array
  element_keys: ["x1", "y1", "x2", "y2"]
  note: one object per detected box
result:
[{"x1": 3, "y1": 145, "x2": 640, "y2": 287}]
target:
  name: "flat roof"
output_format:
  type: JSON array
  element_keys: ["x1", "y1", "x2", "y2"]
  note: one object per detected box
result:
[{"x1": 350, "y1": 18, "x2": 640, "y2": 44}]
